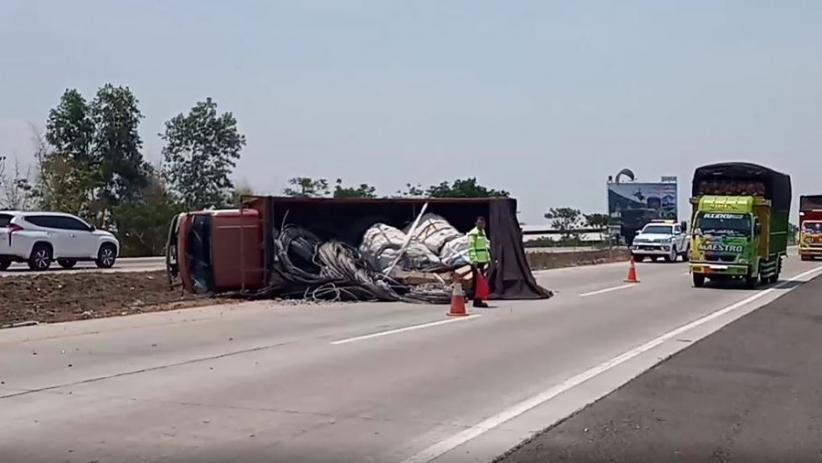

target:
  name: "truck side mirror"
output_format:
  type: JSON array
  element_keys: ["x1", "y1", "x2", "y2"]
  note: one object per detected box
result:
[
  {"x1": 680, "y1": 221, "x2": 687, "y2": 233},
  {"x1": 755, "y1": 222, "x2": 762, "y2": 234}
]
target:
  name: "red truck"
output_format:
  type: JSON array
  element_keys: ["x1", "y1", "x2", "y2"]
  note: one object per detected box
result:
[
  {"x1": 165, "y1": 196, "x2": 549, "y2": 300},
  {"x1": 799, "y1": 195, "x2": 822, "y2": 261}
]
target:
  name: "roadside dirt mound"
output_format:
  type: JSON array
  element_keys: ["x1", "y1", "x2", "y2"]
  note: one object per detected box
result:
[{"x1": 0, "y1": 271, "x2": 223, "y2": 326}]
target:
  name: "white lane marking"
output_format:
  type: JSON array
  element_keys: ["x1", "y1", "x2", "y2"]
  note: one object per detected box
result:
[
  {"x1": 402, "y1": 265, "x2": 822, "y2": 463},
  {"x1": 331, "y1": 316, "x2": 481, "y2": 345},
  {"x1": 579, "y1": 283, "x2": 637, "y2": 297}
]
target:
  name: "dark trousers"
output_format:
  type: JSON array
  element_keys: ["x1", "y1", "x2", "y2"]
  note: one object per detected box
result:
[{"x1": 471, "y1": 264, "x2": 488, "y2": 303}]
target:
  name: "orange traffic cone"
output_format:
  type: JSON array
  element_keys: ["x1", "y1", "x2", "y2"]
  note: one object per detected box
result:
[
  {"x1": 448, "y1": 280, "x2": 469, "y2": 317},
  {"x1": 625, "y1": 257, "x2": 640, "y2": 283}
]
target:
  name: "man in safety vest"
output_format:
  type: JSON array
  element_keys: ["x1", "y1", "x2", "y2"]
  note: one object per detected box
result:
[{"x1": 468, "y1": 216, "x2": 491, "y2": 308}]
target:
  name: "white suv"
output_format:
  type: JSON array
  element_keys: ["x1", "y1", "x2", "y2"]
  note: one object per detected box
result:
[
  {"x1": 631, "y1": 220, "x2": 689, "y2": 262},
  {"x1": 0, "y1": 211, "x2": 119, "y2": 271}
]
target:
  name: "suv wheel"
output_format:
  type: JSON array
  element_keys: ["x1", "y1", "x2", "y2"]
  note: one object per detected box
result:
[
  {"x1": 96, "y1": 244, "x2": 117, "y2": 269},
  {"x1": 28, "y1": 244, "x2": 53, "y2": 271},
  {"x1": 58, "y1": 259, "x2": 78, "y2": 269},
  {"x1": 0, "y1": 257, "x2": 11, "y2": 271},
  {"x1": 666, "y1": 245, "x2": 678, "y2": 263}
]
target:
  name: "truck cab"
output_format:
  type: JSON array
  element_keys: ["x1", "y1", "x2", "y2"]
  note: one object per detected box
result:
[
  {"x1": 631, "y1": 219, "x2": 689, "y2": 262},
  {"x1": 799, "y1": 195, "x2": 822, "y2": 261},
  {"x1": 690, "y1": 195, "x2": 779, "y2": 288},
  {"x1": 165, "y1": 208, "x2": 265, "y2": 294}
]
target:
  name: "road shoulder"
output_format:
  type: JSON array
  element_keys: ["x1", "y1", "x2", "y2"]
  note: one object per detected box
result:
[{"x1": 496, "y1": 274, "x2": 822, "y2": 463}]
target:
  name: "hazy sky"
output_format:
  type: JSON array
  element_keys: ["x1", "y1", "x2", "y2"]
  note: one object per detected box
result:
[{"x1": 2, "y1": 0, "x2": 822, "y2": 222}]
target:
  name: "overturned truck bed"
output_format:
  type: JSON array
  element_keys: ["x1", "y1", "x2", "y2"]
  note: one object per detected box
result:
[{"x1": 176, "y1": 196, "x2": 551, "y2": 302}]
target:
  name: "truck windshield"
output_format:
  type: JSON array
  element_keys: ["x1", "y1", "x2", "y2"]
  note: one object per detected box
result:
[
  {"x1": 696, "y1": 213, "x2": 751, "y2": 237},
  {"x1": 803, "y1": 222, "x2": 822, "y2": 233},
  {"x1": 642, "y1": 225, "x2": 672, "y2": 235}
]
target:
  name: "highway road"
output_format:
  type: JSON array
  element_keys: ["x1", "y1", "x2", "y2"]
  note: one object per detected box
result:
[
  {"x1": 0, "y1": 256, "x2": 165, "y2": 276},
  {"x1": 2, "y1": 255, "x2": 821, "y2": 463}
]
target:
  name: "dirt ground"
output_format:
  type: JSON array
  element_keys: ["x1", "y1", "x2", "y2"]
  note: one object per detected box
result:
[
  {"x1": 0, "y1": 250, "x2": 630, "y2": 327},
  {"x1": 527, "y1": 248, "x2": 631, "y2": 270},
  {"x1": 0, "y1": 271, "x2": 225, "y2": 327}
]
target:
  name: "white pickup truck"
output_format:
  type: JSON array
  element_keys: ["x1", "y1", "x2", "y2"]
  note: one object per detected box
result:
[{"x1": 630, "y1": 220, "x2": 689, "y2": 262}]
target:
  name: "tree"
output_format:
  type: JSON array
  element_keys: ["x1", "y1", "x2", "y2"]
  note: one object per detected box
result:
[
  {"x1": 545, "y1": 207, "x2": 583, "y2": 242},
  {"x1": 230, "y1": 182, "x2": 255, "y2": 207},
  {"x1": 45, "y1": 89, "x2": 94, "y2": 164},
  {"x1": 111, "y1": 170, "x2": 184, "y2": 257},
  {"x1": 161, "y1": 98, "x2": 246, "y2": 210},
  {"x1": 0, "y1": 155, "x2": 36, "y2": 210},
  {"x1": 396, "y1": 183, "x2": 425, "y2": 198},
  {"x1": 40, "y1": 90, "x2": 97, "y2": 216},
  {"x1": 39, "y1": 85, "x2": 150, "y2": 225},
  {"x1": 425, "y1": 178, "x2": 509, "y2": 198},
  {"x1": 283, "y1": 177, "x2": 330, "y2": 197},
  {"x1": 584, "y1": 213, "x2": 612, "y2": 228},
  {"x1": 90, "y1": 84, "x2": 149, "y2": 205},
  {"x1": 333, "y1": 179, "x2": 377, "y2": 198}
]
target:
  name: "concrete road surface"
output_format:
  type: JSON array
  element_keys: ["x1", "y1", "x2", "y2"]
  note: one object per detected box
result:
[
  {"x1": 499, "y1": 268, "x2": 822, "y2": 463},
  {"x1": 0, "y1": 256, "x2": 165, "y2": 277},
  {"x1": 1, "y1": 256, "x2": 821, "y2": 463}
]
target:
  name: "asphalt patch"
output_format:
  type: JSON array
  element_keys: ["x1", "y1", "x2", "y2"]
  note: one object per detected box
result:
[{"x1": 497, "y1": 274, "x2": 822, "y2": 463}]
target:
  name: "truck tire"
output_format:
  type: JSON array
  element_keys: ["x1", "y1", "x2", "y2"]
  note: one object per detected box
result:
[
  {"x1": 745, "y1": 275, "x2": 758, "y2": 289},
  {"x1": 664, "y1": 246, "x2": 677, "y2": 263},
  {"x1": 801, "y1": 255, "x2": 812, "y2": 261},
  {"x1": 0, "y1": 257, "x2": 11, "y2": 271},
  {"x1": 633, "y1": 255, "x2": 645, "y2": 262},
  {"x1": 693, "y1": 273, "x2": 706, "y2": 287}
]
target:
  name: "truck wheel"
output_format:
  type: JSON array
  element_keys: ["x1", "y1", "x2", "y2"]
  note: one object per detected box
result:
[
  {"x1": 665, "y1": 246, "x2": 677, "y2": 263},
  {"x1": 633, "y1": 255, "x2": 645, "y2": 262},
  {"x1": 744, "y1": 275, "x2": 758, "y2": 289},
  {"x1": 801, "y1": 255, "x2": 812, "y2": 261},
  {"x1": 0, "y1": 257, "x2": 11, "y2": 271},
  {"x1": 693, "y1": 273, "x2": 706, "y2": 287}
]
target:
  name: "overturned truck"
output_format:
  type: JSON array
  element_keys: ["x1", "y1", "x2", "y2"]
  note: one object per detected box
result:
[{"x1": 166, "y1": 196, "x2": 550, "y2": 302}]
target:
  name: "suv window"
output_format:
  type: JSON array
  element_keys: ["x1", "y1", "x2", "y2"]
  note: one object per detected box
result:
[
  {"x1": 26, "y1": 215, "x2": 62, "y2": 229},
  {"x1": 57, "y1": 217, "x2": 91, "y2": 231},
  {"x1": 0, "y1": 214, "x2": 13, "y2": 227}
]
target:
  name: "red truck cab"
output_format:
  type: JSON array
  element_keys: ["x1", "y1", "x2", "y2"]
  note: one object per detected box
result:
[
  {"x1": 799, "y1": 195, "x2": 822, "y2": 261},
  {"x1": 166, "y1": 208, "x2": 265, "y2": 293}
]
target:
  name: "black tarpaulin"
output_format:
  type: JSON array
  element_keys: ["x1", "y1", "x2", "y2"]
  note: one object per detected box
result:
[
  {"x1": 248, "y1": 196, "x2": 552, "y2": 300},
  {"x1": 692, "y1": 162, "x2": 792, "y2": 212}
]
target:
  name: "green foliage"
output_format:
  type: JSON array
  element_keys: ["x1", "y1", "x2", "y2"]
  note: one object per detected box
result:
[
  {"x1": 91, "y1": 84, "x2": 149, "y2": 204},
  {"x1": 396, "y1": 183, "x2": 425, "y2": 198},
  {"x1": 333, "y1": 179, "x2": 377, "y2": 198},
  {"x1": 545, "y1": 207, "x2": 583, "y2": 240},
  {"x1": 425, "y1": 178, "x2": 509, "y2": 198},
  {"x1": 584, "y1": 213, "x2": 612, "y2": 228},
  {"x1": 39, "y1": 85, "x2": 150, "y2": 225},
  {"x1": 161, "y1": 98, "x2": 246, "y2": 210},
  {"x1": 111, "y1": 172, "x2": 184, "y2": 257},
  {"x1": 45, "y1": 89, "x2": 94, "y2": 164},
  {"x1": 284, "y1": 177, "x2": 330, "y2": 197}
]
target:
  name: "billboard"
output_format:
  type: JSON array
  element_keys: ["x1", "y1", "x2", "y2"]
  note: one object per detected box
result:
[{"x1": 608, "y1": 179, "x2": 678, "y2": 243}]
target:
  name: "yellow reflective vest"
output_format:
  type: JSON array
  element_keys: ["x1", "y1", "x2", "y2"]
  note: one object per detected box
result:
[{"x1": 467, "y1": 227, "x2": 491, "y2": 264}]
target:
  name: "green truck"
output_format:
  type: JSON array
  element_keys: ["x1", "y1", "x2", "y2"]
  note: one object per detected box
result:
[{"x1": 689, "y1": 163, "x2": 792, "y2": 289}]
